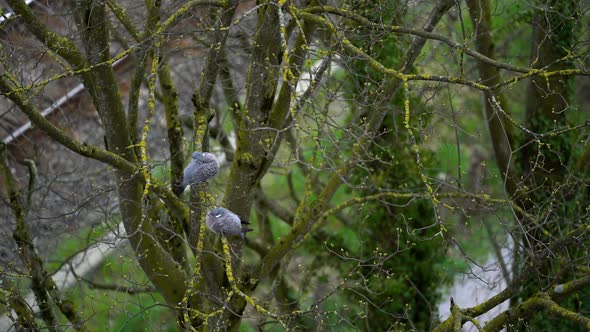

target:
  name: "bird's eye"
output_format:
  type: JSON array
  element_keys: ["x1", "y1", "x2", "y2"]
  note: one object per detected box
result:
[{"x1": 215, "y1": 213, "x2": 222, "y2": 218}]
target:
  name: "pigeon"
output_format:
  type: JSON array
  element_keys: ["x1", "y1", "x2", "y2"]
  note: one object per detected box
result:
[
  {"x1": 205, "y1": 207, "x2": 253, "y2": 242},
  {"x1": 174, "y1": 151, "x2": 220, "y2": 196}
]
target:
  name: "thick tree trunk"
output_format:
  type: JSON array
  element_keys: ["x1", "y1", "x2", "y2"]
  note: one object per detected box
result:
[
  {"x1": 519, "y1": 0, "x2": 577, "y2": 244},
  {"x1": 466, "y1": 0, "x2": 516, "y2": 194},
  {"x1": 516, "y1": 2, "x2": 578, "y2": 330},
  {"x1": 73, "y1": 0, "x2": 189, "y2": 305}
]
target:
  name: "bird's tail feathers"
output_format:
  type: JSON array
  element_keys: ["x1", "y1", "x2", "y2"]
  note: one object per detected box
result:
[{"x1": 242, "y1": 227, "x2": 253, "y2": 233}]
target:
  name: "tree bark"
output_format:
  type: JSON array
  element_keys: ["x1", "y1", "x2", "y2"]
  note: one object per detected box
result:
[{"x1": 466, "y1": 0, "x2": 516, "y2": 194}]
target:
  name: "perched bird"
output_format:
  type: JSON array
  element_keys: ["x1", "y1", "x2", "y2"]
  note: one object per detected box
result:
[
  {"x1": 206, "y1": 207, "x2": 253, "y2": 242},
  {"x1": 174, "y1": 151, "x2": 220, "y2": 196}
]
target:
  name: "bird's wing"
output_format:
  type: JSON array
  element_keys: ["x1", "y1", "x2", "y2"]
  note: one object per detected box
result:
[{"x1": 210, "y1": 219, "x2": 223, "y2": 233}]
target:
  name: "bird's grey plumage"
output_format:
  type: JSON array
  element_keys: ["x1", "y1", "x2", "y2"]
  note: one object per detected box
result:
[
  {"x1": 206, "y1": 207, "x2": 253, "y2": 242},
  {"x1": 174, "y1": 152, "x2": 220, "y2": 195}
]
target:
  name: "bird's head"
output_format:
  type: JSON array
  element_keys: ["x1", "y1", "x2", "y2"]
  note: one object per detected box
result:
[
  {"x1": 192, "y1": 151, "x2": 218, "y2": 165},
  {"x1": 208, "y1": 207, "x2": 227, "y2": 220}
]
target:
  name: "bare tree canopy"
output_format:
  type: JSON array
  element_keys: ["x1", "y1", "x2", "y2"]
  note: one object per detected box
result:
[{"x1": 1, "y1": 0, "x2": 590, "y2": 331}]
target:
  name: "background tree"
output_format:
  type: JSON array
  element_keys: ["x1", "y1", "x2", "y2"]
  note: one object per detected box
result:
[{"x1": 0, "y1": 0, "x2": 589, "y2": 331}]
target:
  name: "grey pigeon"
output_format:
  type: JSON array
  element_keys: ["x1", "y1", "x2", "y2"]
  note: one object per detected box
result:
[
  {"x1": 206, "y1": 207, "x2": 253, "y2": 242},
  {"x1": 174, "y1": 151, "x2": 220, "y2": 196}
]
